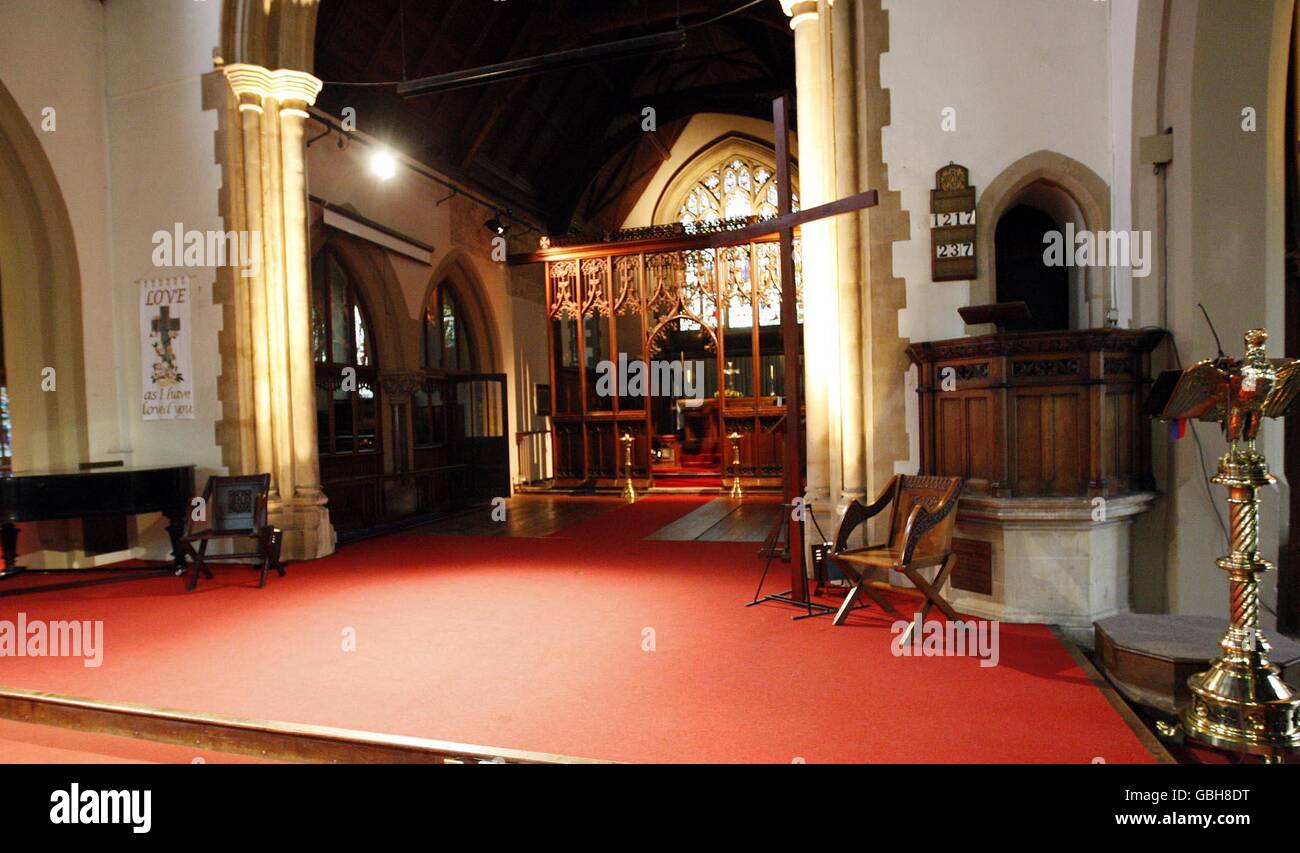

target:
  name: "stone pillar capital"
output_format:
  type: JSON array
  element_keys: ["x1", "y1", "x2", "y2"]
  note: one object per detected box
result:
[
  {"x1": 223, "y1": 63, "x2": 323, "y2": 109},
  {"x1": 380, "y1": 370, "x2": 428, "y2": 401},
  {"x1": 780, "y1": 0, "x2": 819, "y2": 27}
]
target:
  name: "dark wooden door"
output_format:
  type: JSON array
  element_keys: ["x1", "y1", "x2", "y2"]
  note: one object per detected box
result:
[{"x1": 449, "y1": 373, "x2": 510, "y2": 503}]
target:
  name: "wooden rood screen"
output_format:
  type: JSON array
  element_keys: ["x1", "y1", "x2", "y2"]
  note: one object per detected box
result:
[{"x1": 528, "y1": 225, "x2": 804, "y2": 490}]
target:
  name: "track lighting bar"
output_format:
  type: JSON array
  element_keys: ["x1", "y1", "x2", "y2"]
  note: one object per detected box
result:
[{"x1": 396, "y1": 29, "x2": 688, "y2": 98}]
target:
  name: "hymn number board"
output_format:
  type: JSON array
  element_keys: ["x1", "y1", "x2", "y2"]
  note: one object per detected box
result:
[{"x1": 930, "y1": 163, "x2": 976, "y2": 281}]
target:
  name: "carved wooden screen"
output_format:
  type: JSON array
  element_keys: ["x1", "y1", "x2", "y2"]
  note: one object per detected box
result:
[{"x1": 541, "y1": 228, "x2": 803, "y2": 489}]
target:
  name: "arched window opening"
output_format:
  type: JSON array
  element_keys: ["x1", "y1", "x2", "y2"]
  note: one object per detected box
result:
[
  {"x1": 421, "y1": 282, "x2": 478, "y2": 372},
  {"x1": 416, "y1": 278, "x2": 481, "y2": 451},
  {"x1": 311, "y1": 248, "x2": 380, "y2": 456},
  {"x1": 676, "y1": 156, "x2": 798, "y2": 229}
]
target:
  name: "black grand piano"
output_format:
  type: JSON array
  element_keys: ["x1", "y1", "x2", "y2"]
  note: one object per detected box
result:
[{"x1": 0, "y1": 464, "x2": 194, "y2": 592}]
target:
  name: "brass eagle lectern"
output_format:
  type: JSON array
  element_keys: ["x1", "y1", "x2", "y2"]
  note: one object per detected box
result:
[{"x1": 1153, "y1": 328, "x2": 1300, "y2": 759}]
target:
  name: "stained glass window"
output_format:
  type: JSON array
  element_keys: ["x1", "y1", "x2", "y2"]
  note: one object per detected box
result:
[
  {"x1": 310, "y1": 246, "x2": 379, "y2": 456},
  {"x1": 418, "y1": 280, "x2": 480, "y2": 448},
  {"x1": 677, "y1": 157, "x2": 798, "y2": 228},
  {"x1": 0, "y1": 385, "x2": 10, "y2": 474},
  {"x1": 311, "y1": 250, "x2": 373, "y2": 367},
  {"x1": 422, "y1": 283, "x2": 477, "y2": 372}
]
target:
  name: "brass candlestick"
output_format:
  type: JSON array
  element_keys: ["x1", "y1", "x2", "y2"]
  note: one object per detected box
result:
[
  {"x1": 727, "y1": 431, "x2": 744, "y2": 500},
  {"x1": 1157, "y1": 329, "x2": 1300, "y2": 760},
  {"x1": 620, "y1": 432, "x2": 637, "y2": 503}
]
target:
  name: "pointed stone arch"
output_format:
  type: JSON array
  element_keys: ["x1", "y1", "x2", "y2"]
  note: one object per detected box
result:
[
  {"x1": 309, "y1": 222, "x2": 410, "y2": 372},
  {"x1": 0, "y1": 79, "x2": 89, "y2": 470},
  {"x1": 219, "y1": 0, "x2": 320, "y2": 72},
  {"x1": 424, "y1": 249, "x2": 502, "y2": 373},
  {"x1": 651, "y1": 132, "x2": 800, "y2": 226},
  {"x1": 971, "y1": 150, "x2": 1112, "y2": 330}
]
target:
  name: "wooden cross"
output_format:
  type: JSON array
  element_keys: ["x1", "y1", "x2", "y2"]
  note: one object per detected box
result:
[{"x1": 766, "y1": 95, "x2": 876, "y2": 605}]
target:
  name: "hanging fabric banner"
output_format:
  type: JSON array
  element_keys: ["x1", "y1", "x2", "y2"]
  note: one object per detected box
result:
[{"x1": 139, "y1": 276, "x2": 195, "y2": 420}]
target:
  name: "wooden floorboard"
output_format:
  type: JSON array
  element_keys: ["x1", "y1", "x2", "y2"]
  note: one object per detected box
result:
[
  {"x1": 645, "y1": 498, "x2": 741, "y2": 540},
  {"x1": 412, "y1": 496, "x2": 621, "y2": 538},
  {"x1": 696, "y1": 500, "x2": 781, "y2": 542},
  {"x1": 646, "y1": 496, "x2": 780, "y2": 542},
  {"x1": 415, "y1": 494, "x2": 778, "y2": 543}
]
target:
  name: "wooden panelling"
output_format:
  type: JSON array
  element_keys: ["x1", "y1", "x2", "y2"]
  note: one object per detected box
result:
[
  {"x1": 936, "y1": 396, "x2": 965, "y2": 478},
  {"x1": 554, "y1": 422, "x2": 583, "y2": 479},
  {"x1": 586, "y1": 422, "x2": 617, "y2": 478},
  {"x1": 1012, "y1": 390, "x2": 1085, "y2": 495},
  {"x1": 756, "y1": 416, "x2": 785, "y2": 477},
  {"x1": 965, "y1": 395, "x2": 992, "y2": 482},
  {"x1": 1105, "y1": 388, "x2": 1136, "y2": 488}
]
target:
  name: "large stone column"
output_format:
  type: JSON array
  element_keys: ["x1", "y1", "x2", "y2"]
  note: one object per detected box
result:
[
  {"x1": 782, "y1": 0, "x2": 841, "y2": 528},
  {"x1": 222, "y1": 64, "x2": 335, "y2": 560},
  {"x1": 830, "y1": 0, "x2": 866, "y2": 507}
]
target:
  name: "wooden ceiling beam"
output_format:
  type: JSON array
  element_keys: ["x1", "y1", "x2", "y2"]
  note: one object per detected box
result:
[
  {"x1": 456, "y1": 4, "x2": 556, "y2": 171},
  {"x1": 407, "y1": 0, "x2": 471, "y2": 78},
  {"x1": 361, "y1": 4, "x2": 406, "y2": 78},
  {"x1": 551, "y1": 94, "x2": 780, "y2": 231}
]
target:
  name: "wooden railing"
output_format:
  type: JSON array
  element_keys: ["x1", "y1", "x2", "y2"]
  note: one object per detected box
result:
[{"x1": 323, "y1": 465, "x2": 468, "y2": 533}]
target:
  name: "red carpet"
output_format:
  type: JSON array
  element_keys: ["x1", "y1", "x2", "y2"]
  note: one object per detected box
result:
[{"x1": 0, "y1": 500, "x2": 1156, "y2": 763}]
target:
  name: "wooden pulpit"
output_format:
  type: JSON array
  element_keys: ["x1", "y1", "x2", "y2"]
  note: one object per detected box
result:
[{"x1": 906, "y1": 328, "x2": 1165, "y2": 497}]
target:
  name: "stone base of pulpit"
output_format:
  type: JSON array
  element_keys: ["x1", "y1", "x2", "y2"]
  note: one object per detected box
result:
[{"x1": 945, "y1": 492, "x2": 1160, "y2": 648}]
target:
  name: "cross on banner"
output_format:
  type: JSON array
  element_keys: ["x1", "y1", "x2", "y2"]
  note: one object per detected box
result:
[{"x1": 152, "y1": 305, "x2": 181, "y2": 340}]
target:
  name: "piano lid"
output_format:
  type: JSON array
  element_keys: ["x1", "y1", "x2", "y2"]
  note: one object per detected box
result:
[{"x1": 3, "y1": 463, "x2": 196, "y2": 479}]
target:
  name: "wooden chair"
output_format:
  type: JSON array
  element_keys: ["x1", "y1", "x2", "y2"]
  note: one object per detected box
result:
[
  {"x1": 181, "y1": 474, "x2": 284, "y2": 591},
  {"x1": 827, "y1": 475, "x2": 963, "y2": 629}
]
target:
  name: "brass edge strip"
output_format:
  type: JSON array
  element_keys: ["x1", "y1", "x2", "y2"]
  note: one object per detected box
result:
[
  {"x1": 0, "y1": 686, "x2": 614, "y2": 765},
  {"x1": 1048, "y1": 625, "x2": 1177, "y2": 765}
]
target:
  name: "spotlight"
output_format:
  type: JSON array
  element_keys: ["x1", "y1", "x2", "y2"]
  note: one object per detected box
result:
[
  {"x1": 370, "y1": 147, "x2": 398, "y2": 181},
  {"x1": 484, "y1": 213, "x2": 508, "y2": 236}
]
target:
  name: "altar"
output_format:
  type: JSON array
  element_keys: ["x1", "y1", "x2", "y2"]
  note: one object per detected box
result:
[{"x1": 906, "y1": 327, "x2": 1165, "y2": 644}]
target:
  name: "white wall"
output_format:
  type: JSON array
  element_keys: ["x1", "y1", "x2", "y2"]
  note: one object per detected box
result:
[
  {"x1": 881, "y1": 0, "x2": 1112, "y2": 476},
  {"x1": 1129, "y1": 0, "x2": 1292, "y2": 622},
  {"x1": 883, "y1": 0, "x2": 1112, "y2": 347},
  {"x1": 0, "y1": 0, "x2": 227, "y2": 561},
  {"x1": 0, "y1": 0, "x2": 114, "y2": 458},
  {"x1": 104, "y1": 0, "x2": 225, "y2": 479},
  {"x1": 1109, "y1": 0, "x2": 1140, "y2": 330}
]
